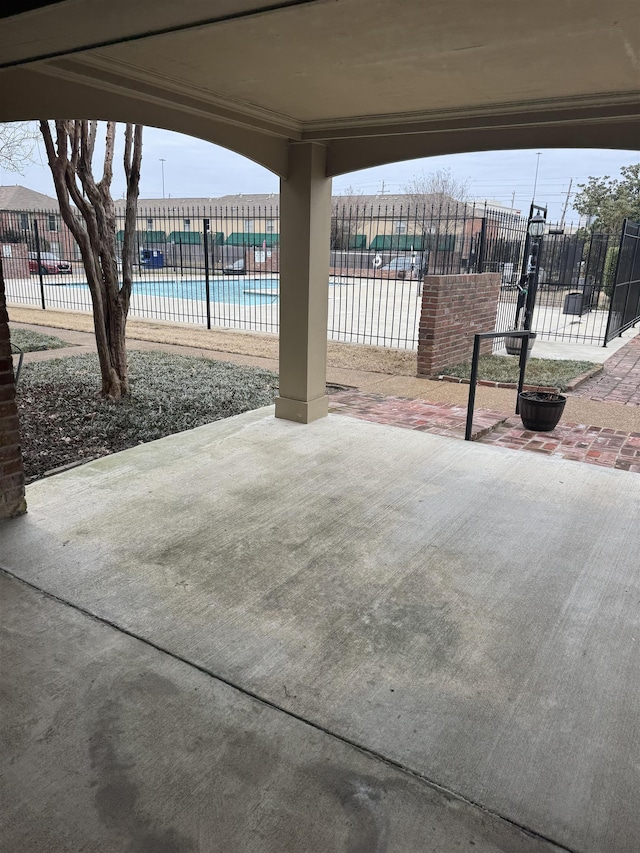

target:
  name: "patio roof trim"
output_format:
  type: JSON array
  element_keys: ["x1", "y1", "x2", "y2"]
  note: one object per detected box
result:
[
  {"x1": 38, "y1": 57, "x2": 303, "y2": 138},
  {"x1": 303, "y1": 91, "x2": 640, "y2": 139}
]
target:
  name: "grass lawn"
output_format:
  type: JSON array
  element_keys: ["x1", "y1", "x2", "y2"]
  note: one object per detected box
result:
[
  {"x1": 10, "y1": 327, "x2": 72, "y2": 352},
  {"x1": 16, "y1": 350, "x2": 278, "y2": 483},
  {"x1": 441, "y1": 355, "x2": 598, "y2": 390}
]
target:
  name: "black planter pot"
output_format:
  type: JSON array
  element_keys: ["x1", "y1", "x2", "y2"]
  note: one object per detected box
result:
[
  {"x1": 505, "y1": 332, "x2": 536, "y2": 358},
  {"x1": 518, "y1": 391, "x2": 567, "y2": 432}
]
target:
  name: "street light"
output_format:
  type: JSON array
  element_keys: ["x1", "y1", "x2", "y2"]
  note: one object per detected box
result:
[
  {"x1": 528, "y1": 213, "x2": 545, "y2": 239},
  {"x1": 512, "y1": 205, "x2": 547, "y2": 339},
  {"x1": 522, "y1": 209, "x2": 547, "y2": 331},
  {"x1": 159, "y1": 158, "x2": 166, "y2": 199}
]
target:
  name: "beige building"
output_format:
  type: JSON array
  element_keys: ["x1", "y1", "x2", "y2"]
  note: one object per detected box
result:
[{"x1": 115, "y1": 192, "x2": 496, "y2": 255}]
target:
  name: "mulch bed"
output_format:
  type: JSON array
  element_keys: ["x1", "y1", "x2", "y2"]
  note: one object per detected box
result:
[{"x1": 16, "y1": 351, "x2": 278, "y2": 483}]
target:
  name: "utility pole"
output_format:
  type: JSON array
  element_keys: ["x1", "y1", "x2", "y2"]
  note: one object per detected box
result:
[
  {"x1": 159, "y1": 158, "x2": 166, "y2": 199},
  {"x1": 380, "y1": 181, "x2": 385, "y2": 195},
  {"x1": 511, "y1": 191, "x2": 516, "y2": 210},
  {"x1": 560, "y1": 178, "x2": 573, "y2": 229}
]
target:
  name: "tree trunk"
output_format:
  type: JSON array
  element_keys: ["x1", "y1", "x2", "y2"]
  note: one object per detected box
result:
[{"x1": 39, "y1": 119, "x2": 142, "y2": 400}]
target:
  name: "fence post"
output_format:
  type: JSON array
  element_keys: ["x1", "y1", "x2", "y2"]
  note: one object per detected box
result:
[
  {"x1": 603, "y1": 219, "x2": 628, "y2": 346},
  {"x1": 477, "y1": 217, "x2": 487, "y2": 273},
  {"x1": 33, "y1": 218, "x2": 46, "y2": 310},
  {"x1": 203, "y1": 218, "x2": 211, "y2": 330}
]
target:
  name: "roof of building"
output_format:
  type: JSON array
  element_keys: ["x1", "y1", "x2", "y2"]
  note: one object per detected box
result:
[
  {"x1": 117, "y1": 194, "x2": 281, "y2": 211},
  {"x1": 0, "y1": 185, "x2": 61, "y2": 211},
  {"x1": 1, "y1": 186, "x2": 516, "y2": 220},
  {"x1": 120, "y1": 192, "x2": 481, "y2": 215}
]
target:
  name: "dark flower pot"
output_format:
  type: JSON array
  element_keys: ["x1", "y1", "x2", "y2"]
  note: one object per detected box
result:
[
  {"x1": 505, "y1": 332, "x2": 536, "y2": 358},
  {"x1": 518, "y1": 391, "x2": 566, "y2": 432}
]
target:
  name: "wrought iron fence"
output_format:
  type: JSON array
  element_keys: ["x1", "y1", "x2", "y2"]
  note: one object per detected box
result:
[
  {"x1": 1, "y1": 202, "x2": 619, "y2": 350},
  {"x1": 494, "y1": 227, "x2": 618, "y2": 346},
  {"x1": 605, "y1": 219, "x2": 640, "y2": 343}
]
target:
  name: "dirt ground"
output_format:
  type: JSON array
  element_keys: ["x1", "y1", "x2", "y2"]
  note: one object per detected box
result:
[{"x1": 8, "y1": 305, "x2": 417, "y2": 376}]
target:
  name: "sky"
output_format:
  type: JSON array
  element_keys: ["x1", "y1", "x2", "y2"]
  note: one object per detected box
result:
[{"x1": 1, "y1": 123, "x2": 638, "y2": 224}]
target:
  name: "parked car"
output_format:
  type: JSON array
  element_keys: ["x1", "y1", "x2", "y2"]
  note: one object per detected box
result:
[
  {"x1": 380, "y1": 254, "x2": 426, "y2": 279},
  {"x1": 223, "y1": 258, "x2": 246, "y2": 275},
  {"x1": 28, "y1": 252, "x2": 73, "y2": 275}
]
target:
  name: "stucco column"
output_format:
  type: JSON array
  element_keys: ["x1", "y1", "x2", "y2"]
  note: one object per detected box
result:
[{"x1": 275, "y1": 142, "x2": 331, "y2": 423}]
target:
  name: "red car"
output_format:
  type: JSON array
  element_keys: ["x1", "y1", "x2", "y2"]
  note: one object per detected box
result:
[{"x1": 29, "y1": 252, "x2": 73, "y2": 275}]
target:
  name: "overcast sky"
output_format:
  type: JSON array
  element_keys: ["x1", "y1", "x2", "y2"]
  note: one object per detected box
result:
[{"x1": 1, "y1": 124, "x2": 638, "y2": 224}]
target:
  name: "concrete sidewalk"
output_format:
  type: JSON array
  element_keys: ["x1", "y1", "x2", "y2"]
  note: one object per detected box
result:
[
  {"x1": 10, "y1": 315, "x2": 640, "y2": 433},
  {"x1": 2, "y1": 409, "x2": 639, "y2": 851}
]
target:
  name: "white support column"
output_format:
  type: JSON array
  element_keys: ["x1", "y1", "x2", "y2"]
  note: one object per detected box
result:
[{"x1": 275, "y1": 142, "x2": 332, "y2": 423}]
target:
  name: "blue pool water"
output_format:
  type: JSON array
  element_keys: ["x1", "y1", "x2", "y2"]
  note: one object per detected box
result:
[{"x1": 134, "y1": 276, "x2": 281, "y2": 306}]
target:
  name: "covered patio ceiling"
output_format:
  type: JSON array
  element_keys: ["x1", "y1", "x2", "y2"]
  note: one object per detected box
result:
[{"x1": 1, "y1": 0, "x2": 639, "y2": 175}]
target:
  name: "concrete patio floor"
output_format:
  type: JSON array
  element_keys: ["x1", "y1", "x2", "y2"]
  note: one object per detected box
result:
[{"x1": 2, "y1": 408, "x2": 640, "y2": 852}]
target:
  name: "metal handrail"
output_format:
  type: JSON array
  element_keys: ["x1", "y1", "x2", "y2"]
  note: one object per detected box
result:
[{"x1": 464, "y1": 330, "x2": 534, "y2": 441}]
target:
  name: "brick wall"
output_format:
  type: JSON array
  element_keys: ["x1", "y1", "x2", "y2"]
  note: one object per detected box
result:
[
  {"x1": 0, "y1": 257, "x2": 26, "y2": 519},
  {"x1": 1, "y1": 243, "x2": 30, "y2": 279},
  {"x1": 417, "y1": 273, "x2": 501, "y2": 377}
]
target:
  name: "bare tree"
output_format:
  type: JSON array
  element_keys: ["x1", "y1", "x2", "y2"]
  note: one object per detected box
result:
[
  {"x1": 402, "y1": 168, "x2": 470, "y2": 266},
  {"x1": 331, "y1": 185, "x2": 364, "y2": 250},
  {"x1": 0, "y1": 121, "x2": 39, "y2": 173},
  {"x1": 39, "y1": 120, "x2": 142, "y2": 399},
  {"x1": 403, "y1": 167, "x2": 470, "y2": 213}
]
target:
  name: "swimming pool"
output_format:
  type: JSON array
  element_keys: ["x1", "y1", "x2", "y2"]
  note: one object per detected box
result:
[{"x1": 133, "y1": 276, "x2": 281, "y2": 306}]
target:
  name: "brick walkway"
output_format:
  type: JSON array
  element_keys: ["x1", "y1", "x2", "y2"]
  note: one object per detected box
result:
[
  {"x1": 329, "y1": 391, "x2": 640, "y2": 474},
  {"x1": 570, "y1": 333, "x2": 640, "y2": 405},
  {"x1": 329, "y1": 391, "x2": 509, "y2": 440},
  {"x1": 477, "y1": 418, "x2": 640, "y2": 472}
]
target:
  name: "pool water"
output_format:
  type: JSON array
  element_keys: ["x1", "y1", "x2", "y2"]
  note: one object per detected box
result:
[{"x1": 134, "y1": 276, "x2": 281, "y2": 306}]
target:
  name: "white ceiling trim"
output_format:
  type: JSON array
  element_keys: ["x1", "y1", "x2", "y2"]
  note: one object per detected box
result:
[
  {"x1": 37, "y1": 56, "x2": 302, "y2": 139},
  {"x1": 303, "y1": 92, "x2": 640, "y2": 139}
]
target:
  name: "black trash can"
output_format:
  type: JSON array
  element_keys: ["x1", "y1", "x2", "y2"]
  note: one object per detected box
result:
[{"x1": 563, "y1": 292, "x2": 583, "y2": 315}]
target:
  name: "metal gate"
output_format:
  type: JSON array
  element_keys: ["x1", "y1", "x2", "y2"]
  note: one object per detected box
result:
[
  {"x1": 605, "y1": 219, "x2": 640, "y2": 344},
  {"x1": 494, "y1": 229, "x2": 616, "y2": 345}
]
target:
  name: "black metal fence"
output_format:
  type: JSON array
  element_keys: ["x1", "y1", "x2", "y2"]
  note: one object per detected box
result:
[
  {"x1": 605, "y1": 219, "x2": 640, "y2": 343},
  {"x1": 1, "y1": 203, "x2": 619, "y2": 349},
  {"x1": 494, "y1": 227, "x2": 618, "y2": 346}
]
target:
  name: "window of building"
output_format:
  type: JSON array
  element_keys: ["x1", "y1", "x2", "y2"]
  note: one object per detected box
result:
[
  {"x1": 265, "y1": 219, "x2": 275, "y2": 233},
  {"x1": 48, "y1": 214, "x2": 58, "y2": 232},
  {"x1": 393, "y1": 220, "x2": 407, "y2": 234},
  {"x1": 243, "y1": 219, "x2": 255, "y2": 232},
  {"x1": 19, "y1": 213, "x2": 29, "y2": 230},
  {"x1": 146, "y1": 217, "x2": 153, "y2": 228},
  {"x1": 183, "y1": 219, "x2": 191, "y2": 231}
]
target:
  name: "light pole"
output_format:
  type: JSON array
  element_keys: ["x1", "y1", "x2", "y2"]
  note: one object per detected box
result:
[
  {"x1": 532, "y1": 152, "x2": 541, "y2": 204},
  {"x1": 522, "y1": 210, "x2": 546, "y2": 331},
  {"x1": 159, "y1": 158, "x2": 166, "y2": 199},
  {"x1": 513, "y1": 205, "x2": 547, "y2": 334}
]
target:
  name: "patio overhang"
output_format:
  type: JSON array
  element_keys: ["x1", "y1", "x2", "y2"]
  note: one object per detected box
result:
[
  {"x1": 2, "y1": 0, "x2": 639, "y2": 175},
  {"x1": 1, "y1": 0, "x2": 639, "y2": 428}
]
